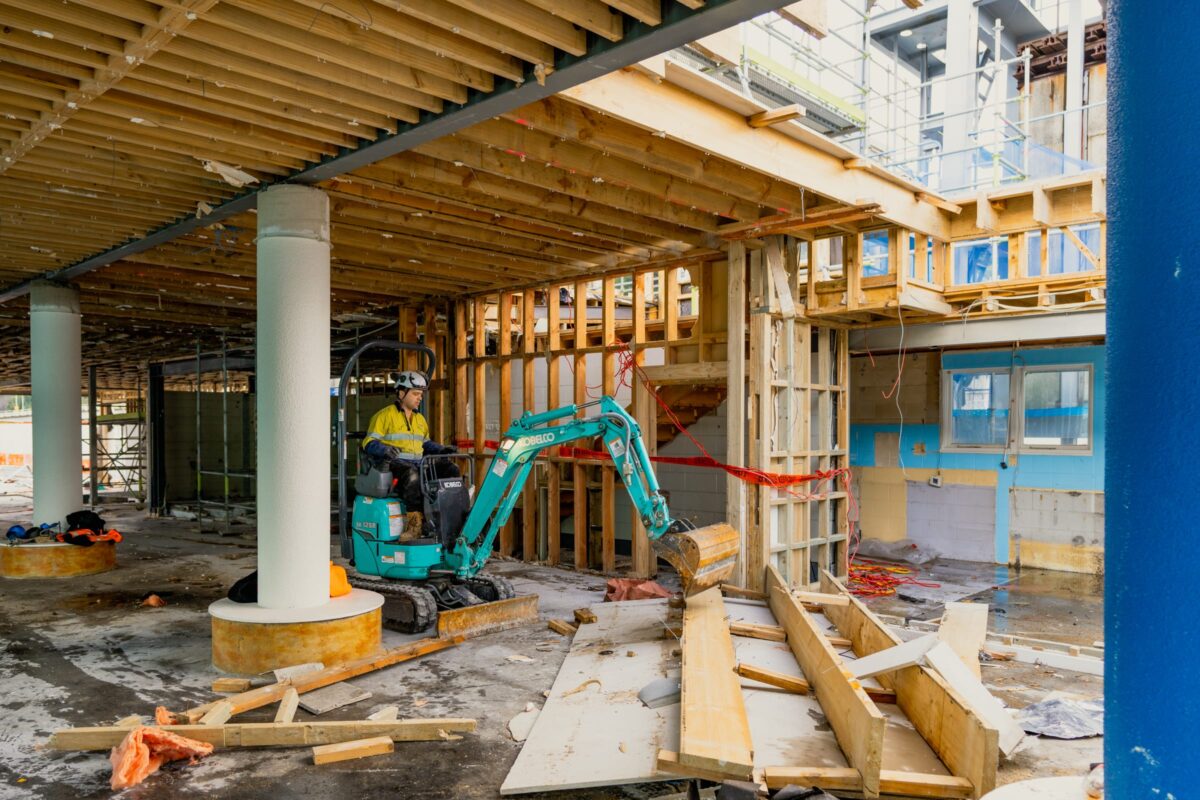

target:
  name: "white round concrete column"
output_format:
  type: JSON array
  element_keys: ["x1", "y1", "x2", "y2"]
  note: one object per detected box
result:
[
  {"x1": 207, "y1": 186, "x2": 382, "y2": 672},
  {"x1": 254, "y1": 184, "x2": 334, "y2": 610},
  {"x1": 29, "y1": 281, "x2": 82, "y2": 531}
]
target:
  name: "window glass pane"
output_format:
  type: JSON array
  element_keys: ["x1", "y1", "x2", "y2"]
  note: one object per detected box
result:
[
  {"x1": 1023, "y1": 369, "x2": 1090, "y2": 447},
  {"x1": 950, "y1": 371, "x2": 1010, "y2": 446},
  {"x1": 1028, "y1": 231, "x2": 1041, "y2": 276},
  {"x1": 952, "y1": 238, "x2": 1009, "y2": 284},
  {"x1": 862, "y1": 231, "x2": 889, "y2": 277}
]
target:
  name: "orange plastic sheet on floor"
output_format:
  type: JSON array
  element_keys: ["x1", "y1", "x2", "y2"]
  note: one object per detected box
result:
[
  {"x1": 109, "y1": 726, "x2": 214, "y2": 790},
  {"x1": 603, "y1": 578, "x2": 672, "y2": 602}
]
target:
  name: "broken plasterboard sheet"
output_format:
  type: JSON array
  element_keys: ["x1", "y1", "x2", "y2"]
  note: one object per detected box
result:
[
  {"x1": 298, "y1": 683, "x2": 371, "y2": 716},
  {"x1": 848, "y1": 634, "x2": 940, "y2": 680},
  {"x1": 924, "y1": 642, "x2": 1025, "y2": 757},
  {"x1": 500, "y1": 599, "x2": 679, "y2": 795},
  {"x1": 938, "y1": 602, "x2": 989, "y2": 679}
]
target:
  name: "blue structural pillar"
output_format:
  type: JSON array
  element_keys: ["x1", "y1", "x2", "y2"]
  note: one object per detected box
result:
[{"x1": 1107, "y1": 1, "x2": 1200, "y2": 795}]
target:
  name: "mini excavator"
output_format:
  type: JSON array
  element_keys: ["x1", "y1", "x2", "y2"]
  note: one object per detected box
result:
[{"x1": 336, "y1": 342, "x2": 739, "y2": 634}]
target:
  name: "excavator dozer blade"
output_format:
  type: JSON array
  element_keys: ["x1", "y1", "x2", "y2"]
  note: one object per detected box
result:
[
  {"x1": 436, "y1": 595, "x2": 540, "y2": 640},
  {"x1": 652, "y1": 522, "x2": 740, "y2": 596}
]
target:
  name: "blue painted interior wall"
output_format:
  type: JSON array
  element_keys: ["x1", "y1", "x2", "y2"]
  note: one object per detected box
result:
[{"x1": 850, "y1": 344, "x2": 1105, "y2": 562}]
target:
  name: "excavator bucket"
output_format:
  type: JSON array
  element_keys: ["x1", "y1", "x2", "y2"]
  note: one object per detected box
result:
[{"x1": 652, "y1": 522, "x2": 740, "y2": 596}]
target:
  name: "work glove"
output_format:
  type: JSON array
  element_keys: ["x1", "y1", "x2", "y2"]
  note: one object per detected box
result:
[
  {"x1": 422, "y1": 440, "x2": 457, "y2": 456},
  {"x1": 364, "y1": 440, "x2": 402, "y2": 462}
]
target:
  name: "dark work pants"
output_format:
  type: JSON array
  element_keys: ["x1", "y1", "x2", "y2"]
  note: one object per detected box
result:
[{"x1": 387, "y1": 458, "x2": 460, "y2": 513}]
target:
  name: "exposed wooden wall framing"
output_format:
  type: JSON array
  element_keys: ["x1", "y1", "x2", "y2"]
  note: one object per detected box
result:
[
  {"x1": 447, "y1": 240, "x2": 850, "y2": 587},
  {"x1": 740, "y1": 238, "x2": 850, "y2": 591},
  {"x1": 450, "y1": 259, "x2": 732, "y2": 576}
]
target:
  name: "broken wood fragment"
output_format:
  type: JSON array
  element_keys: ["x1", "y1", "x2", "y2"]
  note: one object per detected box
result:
[
  {"x1": 720, "y1": 584, "x2": 768, "y2": 601},
  {"x1": 548, "y1": 619, "x2": 578, "y2": 636},
  {"x1": 312, "y1": 735, "x2": 393, "y2": 765},
  {"x1": 212, "y1": 677, "x2": 252, "y2": 693},
  {"x1": 572, "y1": 607, "x2": 598, "y2": 625},
  {"x1": 274, "y1": 688, "x2": 299, "y2": 724}
]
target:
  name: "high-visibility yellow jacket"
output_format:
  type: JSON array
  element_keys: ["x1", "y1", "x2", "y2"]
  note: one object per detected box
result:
[{"x1": 363, "y1": 403, "x2": 429, "y2": 460}]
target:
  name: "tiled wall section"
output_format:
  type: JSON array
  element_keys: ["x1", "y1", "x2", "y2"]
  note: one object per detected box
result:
[{"x1": 850, "y1": 345, "x2": 1105, "y2": 569}]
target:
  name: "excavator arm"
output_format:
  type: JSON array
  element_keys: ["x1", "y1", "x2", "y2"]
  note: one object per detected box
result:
[{"x1": 446, "y1": 396, "x2": 739, "y2": 594}]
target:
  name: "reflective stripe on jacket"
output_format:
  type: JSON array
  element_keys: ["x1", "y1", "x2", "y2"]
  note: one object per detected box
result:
[{"x1": 363, "y1": 403, "x2": 429, "y2": 459}]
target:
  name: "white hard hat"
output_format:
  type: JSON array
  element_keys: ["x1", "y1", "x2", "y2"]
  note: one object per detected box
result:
[{"x1": 393, "y1": 371, "x2": 429, "y2": 392}]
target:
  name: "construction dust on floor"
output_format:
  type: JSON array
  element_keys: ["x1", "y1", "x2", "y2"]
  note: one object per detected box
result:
[{"x1": 0, "y1": 505, "x2": 1102, "y2": 799}]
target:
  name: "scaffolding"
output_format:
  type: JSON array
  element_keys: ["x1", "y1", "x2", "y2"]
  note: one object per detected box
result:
[
  {"x1": 700, "y1": 0, "x2": 1104, "y2": 195},
  {"x1": 86, "y1": 366, "x2": 146, "y2": 507}
]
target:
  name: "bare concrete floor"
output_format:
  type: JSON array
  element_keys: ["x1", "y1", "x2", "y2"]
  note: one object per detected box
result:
[{"x1": 0, "y1": 504, "x2": 1102, "y2": 799}]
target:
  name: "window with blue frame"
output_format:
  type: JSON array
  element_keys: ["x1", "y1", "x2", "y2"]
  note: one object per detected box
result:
[
  {"x1": 944, "y1": 369, "x2": 1011, "y2": 447},
  {"x1": 1027, "y1": 224, "x2": 1102, "y2": 276},
  {"x1": 952, "y1": 237, "x2": 1009, "y2": 284},
  {"x1": 862, "y1": 231, "x2": 889, "y2": 277}
]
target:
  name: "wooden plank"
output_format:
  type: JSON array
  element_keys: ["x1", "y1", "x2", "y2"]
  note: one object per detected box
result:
[
  {"x1": 498, "y1": 292, "x2": 515, "y2": 556},
  {"x1": 312, "y1": 735, "x2": 394, "y2": 765},
  {"x1": 631, "y1": 271, "x2": 654, "y2": 578},
  {"x1": 679, "y1": 587, "x2": 754, "y2": 778},
  {"x1": 721, "y1": 584, "x2": 767, "y2": 601},
  {"x1": 573, "y1": 280, "x2": 589, "y2": 571},
  {"x1": 767, "y1": 565, "x2": 884, "y2": 798},
  {"x1": 937, "y1": 603, "x2": 989, "y2": 679},
  {"x1": 274, "y1": 688, "x2": 300, "y2": 724},
  {"x1": 179, "y1": 637, "x2": 460, "y2": 722},
  {"x1": 212, "y1": 677, "x2": 252, "y2": 693},
  {"x1": 454, "y1": 301, "x2": 469, "y2": 444},
  {"x1": 794, "y1": 590, "x2": 850, "y2": 607},
  {"x1": 657, "y1": 750, "x2": 764, "y2": 786},
  {"x1": 764, "y1": 766, "x2": 863, "y2": 791},
  {"x1": 748, "y1": 104, "x2": 805, "y2": 128},
  {"x1": 640, "y1": 361, "x2": 729, "y2": 385},
  {"x1": 924, "y1": 643, "x2": 1024, "y2": 758},
  {"x1": 917, "y1": 192, "x2": 961, "y2": 215},
  {"x1": 200, "y1": 700, "x2": 233, "y2": 726},
  {"x1": 766, "y1": 236, "x2": 796, "y2": 317},
  {"x1": 975, "y1": 193, "x2": 997, "y2": 232},
  {"x1": 879, "y1": 771, "x2": 974, "y2": 799},
  {"x1": 765, "y1": 767, "x2": 972, "y2": 798},
  {"x1": 521, "y1": 291, "x2": 537, "y2": 561},
  {"x1": 777, "y1": 0, "x2": 827, "y2": 38},
  {"x1": 51, "y1": 719, "x2": 477, "y2": 750},
  {"x1": 729, "y1": 621, "x2": 786, "y2": 642},
  {"x1": 473, "y1": 296, "x2": 488, "y2": 493},
  {"x1": 735, "y1": 662, "x2": 808, "y2": 693},
  {"x1": 546, "y1": 284, "x2": 562, "y2": 566},
  {"x1": 818, "y1": 570, "x2": 996, "y2": 798},
  {"x1": 848, "y1": 635, "x2": 940, "y2": 680},
  {"x1": 601, "y1": 276, "x2": 617, "y2": 573}
]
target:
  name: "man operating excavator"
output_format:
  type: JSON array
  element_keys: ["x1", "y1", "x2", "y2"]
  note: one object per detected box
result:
[{"x1": 361, "y1": 370, "x2": 458, "y2": 534}]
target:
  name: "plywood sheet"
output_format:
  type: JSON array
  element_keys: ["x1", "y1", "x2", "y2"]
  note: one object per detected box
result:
[{"x1": 500, "y1": 600, "x2": 678, "y2": 795}]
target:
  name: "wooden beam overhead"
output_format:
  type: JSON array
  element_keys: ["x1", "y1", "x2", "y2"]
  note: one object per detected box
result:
[
  {"x1": 0, "y1": 0, "x2": 218, "y2": 176},
  {"x1": 561, "y1": 70, "x2": 950, "y2": 239}
]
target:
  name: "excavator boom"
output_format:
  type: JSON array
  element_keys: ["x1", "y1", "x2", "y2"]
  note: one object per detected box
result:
[{"x1": 449, "y1": 396, "x2": 739, "y2": 594}]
